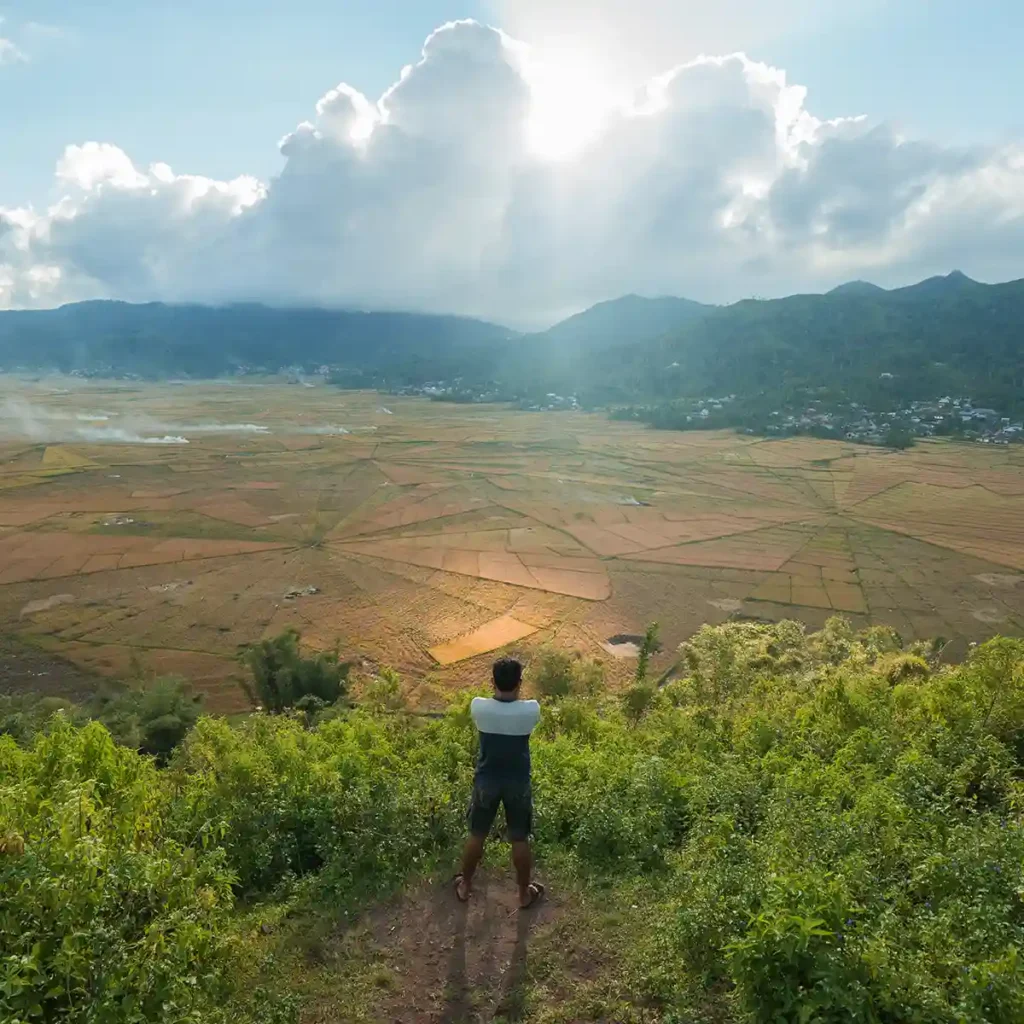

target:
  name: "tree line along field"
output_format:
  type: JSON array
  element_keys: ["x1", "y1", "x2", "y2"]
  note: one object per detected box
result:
[{"x1": 2, "y1": 376, "x2": 1024, "y2": 710}]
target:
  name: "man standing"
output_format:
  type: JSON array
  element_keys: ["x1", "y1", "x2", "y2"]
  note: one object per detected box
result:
[{"x1": 454, "y1": 657, "x2": 545, "y2": 909}]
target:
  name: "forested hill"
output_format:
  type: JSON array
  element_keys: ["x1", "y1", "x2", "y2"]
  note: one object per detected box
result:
[
  {"x1": 530, "y1": 294, "x2": 713, "y2": 351},
  {"x1": 0, "y1": 301, "x2": 515, "y2": 379},
  {"x1": 557, "y1": 272, "x2": 1024, "y2": 410},
  {"x1": 2, "y1": 273, "x2": 1023, "y2": 411}
]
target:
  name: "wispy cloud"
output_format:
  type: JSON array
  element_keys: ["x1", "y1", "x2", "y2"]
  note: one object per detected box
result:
[
  {"x1": 0, "y1": 16, "x2": 29, "y2": 64},
  {"x1": 24, "y1": 21, "x2": 69, "y2": 39},
  {"x1": 0, "y1": 37, "x2": 27, "y2": 64}
]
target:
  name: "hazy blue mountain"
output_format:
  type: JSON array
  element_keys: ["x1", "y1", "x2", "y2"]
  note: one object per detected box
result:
[
  {"x1": 890, "y1": 269, "x2": 981, "y2": 300},
  {"x1": 534, "y1": 294, "x2": 713, "y2": 351},
  {"x1": 0, "y1": 301, "x2": 515, "y2": 380},
  {"x1": 2, "y1": 273, "x2": 1022, "y2": 417},
  {"x1": 828, "y1": 280, "x2": 886, "y2": 297},
  {"x1": 605, "y1": 272, "x2": 1024, "y2": 413}
]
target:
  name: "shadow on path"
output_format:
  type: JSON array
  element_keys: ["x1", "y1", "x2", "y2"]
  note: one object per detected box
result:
[{"x1": 371, "y1": 869, "x2": 557, "y2": 1024}]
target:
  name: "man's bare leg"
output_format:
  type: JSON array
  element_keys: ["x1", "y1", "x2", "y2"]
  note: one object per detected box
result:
[
  {"x1": 511, "y1": 840, "x2": 534, "y2": 907},
  {"x1": 457, "y1": 834, "x2": 485, "y2": 900}
]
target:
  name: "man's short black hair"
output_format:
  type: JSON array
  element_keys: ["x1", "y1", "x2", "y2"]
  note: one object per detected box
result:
[{"x1": 492, "y1": 657, "x2": 523, "y2": 693}]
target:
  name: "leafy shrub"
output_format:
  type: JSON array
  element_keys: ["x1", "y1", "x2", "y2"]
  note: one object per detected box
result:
[
  {"x1": 240, "y1": 628, "x2": 351, "y2": 713},
  {"x1": 357, "y1": 666, "x2": 408, "y2": 714},
  {"x1": 0, "y1": 680, "x2": 200, "y2": 763},
  {"x1": 93, "y1": 676, "x2": 203, "y2": 762},
  {"x1": 530, "y1": 647, "x2": 576, "y2": 699},
  {"x1": 0, "y1": 694, "x2": 86, "y2": 744},
  {"x1": 634, "y1": 621, "x2": 661, "y2": 684},
  {"x1": 0, "y1": 718, "x2": 236, "y2": 1024},
  {"x1": 5, "y1": 619, "x2": 1024, "y2": 1022},
  {"x1": 621, "y1": 681, "x2": 658, "y2": 724},
  {"x1": 169, "y1": 711, "x2": 471, "y2": 895},
  {"x1": 530, "y1": 647, "x2": 605, "y2": 700}
]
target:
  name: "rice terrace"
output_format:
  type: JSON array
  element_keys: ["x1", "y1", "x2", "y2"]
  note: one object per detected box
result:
[{"x1": 2, "y1": 376, "x2": 1024, "y2": 711}]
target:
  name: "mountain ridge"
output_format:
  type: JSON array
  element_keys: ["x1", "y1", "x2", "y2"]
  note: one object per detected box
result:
[
  {"x1": 530, "y1": 293, "x2": 714, "y2": 350},
  {"x1": 2, "y1": 272, "x2": 1023, "y2": 416}
]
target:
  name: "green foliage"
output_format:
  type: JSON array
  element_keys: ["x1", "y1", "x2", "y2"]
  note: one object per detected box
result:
[
  {"x1": 5, "y1": 620, "x2": 1024, "y2": 1021},
  {"x1": 0, "y1": 680, "x2": 201, "y2": 763},
  {"x1": 358, "y1": 667, "x2": 409, "y2": 715},
  {"x1": 0, "y1": 694, "x2": 86, "y2": 745},
  {"x1": 0, "y1": 718, "x2": 236, "y2": 1024},
  {"x1": 92, "y1": 676, "x2": 203, "y2": 763},
  {"x1": 634, "y1": 621, "x2": 660, "y2": 685},
  {"x1": 883, "y1": 426, "x2": 916, "y2": 449},
  {"x1": 240, "y1": 628, "x2": 351, "y2": 714},
  {"x1": 530, "y1": 647, "x2": 605, "y2": 700},
  {"x1": 169, "y1": 712, "x2": 471, "y2": 895},
  {"x1": 621, "y1": 682, "x2": 658, "y2": 725}
]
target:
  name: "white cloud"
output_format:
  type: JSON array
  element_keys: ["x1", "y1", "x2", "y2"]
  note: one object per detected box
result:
[
  {"x1": 0, "y1": 36, "x2": 27, "y2": 64},
  {"x1": 0, "y1": 15, "x2": 28, "y2": 64},
  {"x1": 492, "y1": 0, "x2": 884, "y2": 95},
  {"x1": 1, "y1": 18, "x2": 1023, "y2": 327}
]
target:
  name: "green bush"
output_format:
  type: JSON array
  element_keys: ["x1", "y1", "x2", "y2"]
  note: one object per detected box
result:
[
  {"x1": 530, "y1": 647, "x2": 605, "y2": 700},
  {"x1": 1, "y1": 680, "x2": 201, "y2": 763},
  {"x1": 93, "y1": 676, "x2": 203, "y2": 763},
  {"x1": 4, "y1": 619, "x2": 1024, "y2": 1021},
  {"x1": 0, "y1": 694, "x2": 86, "y2": 745},
  {"x1": 0, "y1": 718, "x2": 235, "y2": 1024},
  {"x1": 169, "y1": 710, "x2": 471, "y2": 896},
  {"x1": 240, "y1": 628, "x2": 351, "y2": 713},
  {"x1": 634, "y1": 621, "x2": 661, "y2": 684}
]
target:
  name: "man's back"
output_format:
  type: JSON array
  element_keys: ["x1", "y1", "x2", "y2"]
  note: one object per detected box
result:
[
  {"x1": 470, "y1": 696, "x2": 540, "y2": 783},
  {"x1": 457, "y1": 659, "x2": 545, "y2": 909}
]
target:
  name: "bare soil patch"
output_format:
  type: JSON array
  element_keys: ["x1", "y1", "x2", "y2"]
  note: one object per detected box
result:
[
  {"x1": 0, "y1": 634, "x2": 101, "y2": 700},
  {"x1": 354, "y1": 870, "x2": 562, "y2": 1024}
]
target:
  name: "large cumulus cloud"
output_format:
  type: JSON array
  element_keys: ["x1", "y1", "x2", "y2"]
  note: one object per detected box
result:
[{"x1": 2, "y1": 19, "x2": 1023, "y2": 326}]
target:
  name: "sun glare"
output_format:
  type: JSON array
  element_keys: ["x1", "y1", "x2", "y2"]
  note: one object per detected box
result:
[{"x1": 523, "y1": 49, "x2": 619, "y2": 162}]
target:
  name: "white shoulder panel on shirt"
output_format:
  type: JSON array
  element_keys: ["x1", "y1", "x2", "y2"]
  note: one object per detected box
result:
[{"x1": 471, "y1": 697, "x2": 540, "y2": 736}]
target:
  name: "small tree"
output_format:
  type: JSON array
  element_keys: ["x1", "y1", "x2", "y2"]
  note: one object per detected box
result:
[
  {"x1": 622, "y1": 682, "x2": 657, "y2": 725},
  {"x1": 240, "y1": 628, "x2": 351, "y2": 713},
  {"x1": 361, "y1": 667, "x2": 408, "y2": 714},
  {"x1": 531, "y1": 647, "x2": 605, "y2": 700},
  {"x1": 635, "y1": 621, "x2": 661, "y2": 685},
  {"x1": 531, "y1": 647, "x2": 576, "y2": 699},
  {"x1": 92, "y1": 677, "x2": 202, "y2": 764},
  {"x1": 883, "y1": 427, "x2": 914, "y2": 450}
]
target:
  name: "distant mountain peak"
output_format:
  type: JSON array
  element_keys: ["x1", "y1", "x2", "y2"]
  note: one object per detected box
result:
[
  {"x1": 829, "y1": 280, "x2": 885, "y2": 296},
  {"x1": 535, "y1": 293, "x2": 712, "y2": 350},
  {"x1": 898, "y1": 269, "x2": 980, "y2": 298}
]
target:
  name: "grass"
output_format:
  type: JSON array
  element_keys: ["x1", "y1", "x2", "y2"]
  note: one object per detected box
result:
[{"x1": 85, "y1": 511, "x2": 288, "y2": 542}]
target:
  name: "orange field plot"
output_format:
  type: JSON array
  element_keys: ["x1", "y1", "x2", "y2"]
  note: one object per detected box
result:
[
  {"x1": 2, "y1": 381, "x2": 1024, "y2": 706},
  {"x1": 0, "y1": 529, "x2": 291, "y2": 584},
  {"x1": 336, "y1": 527, "x2": 612, "y2": 600},
  {"x1": 429, "y1": 614, "x2": 538, "y2": 665},
  {"x1": 628, "y1": 525, "x2": 812, "y2": 572}
]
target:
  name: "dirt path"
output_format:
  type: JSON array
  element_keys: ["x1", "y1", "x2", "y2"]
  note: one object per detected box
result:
[{"x1": 355, "y1": 869, "x2": 562, "y2": 1023}]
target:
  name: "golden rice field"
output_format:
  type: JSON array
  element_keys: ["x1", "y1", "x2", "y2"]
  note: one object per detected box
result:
[{"x1": 2, "y1": 376, "x2": 1024, "y2": 711}]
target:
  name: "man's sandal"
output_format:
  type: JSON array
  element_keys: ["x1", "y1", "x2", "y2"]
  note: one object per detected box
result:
[
  {"x1": 519, "y1": 882, "x2": 545, "y2": 909},
  {"x1": 453, "y1": 874, "x2": 470, "y2": 902}
]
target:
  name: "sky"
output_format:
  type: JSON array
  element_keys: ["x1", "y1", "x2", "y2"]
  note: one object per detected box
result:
[{"x1": 2, "y1": 0, "x2": 1024, "y2": 326}]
